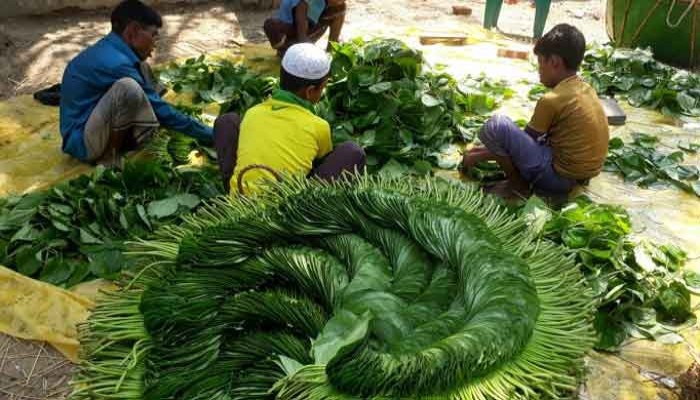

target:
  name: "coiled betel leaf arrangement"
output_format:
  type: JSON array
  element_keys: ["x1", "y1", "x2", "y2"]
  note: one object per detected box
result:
[{"x1": 71, "y1": 176, "x2": 596, "y2": 400}]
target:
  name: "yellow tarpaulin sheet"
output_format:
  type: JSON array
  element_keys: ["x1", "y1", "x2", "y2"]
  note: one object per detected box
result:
[
  {"x1": 0, "y1": 266, "x2": 104, "y2": 362},
  {"x1": 0, "y1": 28, "x2": 697, "y2": 398},
  {"x1": 0, "y1": 96, "x2": 91, "y2": 197}
]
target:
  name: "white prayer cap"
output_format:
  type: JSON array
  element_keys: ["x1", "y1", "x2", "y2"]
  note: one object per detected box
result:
[{"x1": 281, "y1": 43, "x2": 331, "y2": 80}]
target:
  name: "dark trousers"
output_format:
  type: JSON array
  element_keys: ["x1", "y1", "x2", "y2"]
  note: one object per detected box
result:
[{"x1": 213, "y1": 113, "x2": 366, "y2": 193}]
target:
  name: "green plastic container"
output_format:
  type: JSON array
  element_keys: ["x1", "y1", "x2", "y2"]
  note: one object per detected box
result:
[{"x1": 606, "y1": 0, "x2": 700, "y2": 69}]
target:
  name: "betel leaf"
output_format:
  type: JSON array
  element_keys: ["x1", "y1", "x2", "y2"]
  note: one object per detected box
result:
[
  {"x1": 594, "y1": 310, "x2": 628, "y2": 352},
  {"x1": 677, "y1": 92, "x2": 697, "y2": 113},
  {"x1": 80, "y1": 228, "x2": 103, "y2": 244},
  {"x1": 147, "y1": 193, "x2": 202, "y2": 220},
  {"x1": 520, "y1": 196, "x2": 552, "y2": 237},
  {"x1": 633, "y1": 246, "x2": 657, "y2": 273},
  {"x1": 51, "y1": 219, "x2": 71, "y2": 232},
  {"x1": 64, "y1": 261, "x2": 91, "y2": 288},
  {"x1": 275, "y1": 355, "x2": 305, "y2": 377},
  {"x1": 421, "y1": 93, "x2": 441, "y2": 108},
  {"x1": 172, "y1": 193, "x2": 201, "y2": 209},
  {"x1": 312, "y1": 310, "x2": 371, "y2": 364},
  {"x1": 678, "y1": 142, "x2": 700, "y2": 153},
  {"x1": 39, "y1": 257, "x2": 75, "y2": 285},
  {"x1": 148, "y1": 197, "x2": 179, "y2": 219},
  {"x1": 136, "y1": 204, "x2": 152, "y2": 230},
  {"x1": 86, "y1": 243, "x2": 128, "y2": 279},
  {"x1": 412, "y1": 160, "x2": 433, "y2": 176},
  {"x1": 683, "y1": 271, "x2": 700, "y2": 292},
  {"x1": 11, "y1": 223, "x2": 41, "y2": 242},
  {"x1": 377, "y1": 159, "x2": 411, "y2": 178},
  {"x1": 654, "y1": 282, "x2": 692, "y2": 323},
  {"x1": 15, "y1": 246, "x2": 42, "y2": 276},
  {"x1": 368, "y1": 82, "x2": 392, "y2": 94},
  {"x1": 654, "y1": 332, "x2": 684, "y2": 345},
  {"x1": 119, "y1": 211, "x2": 129, "y2": 230}
]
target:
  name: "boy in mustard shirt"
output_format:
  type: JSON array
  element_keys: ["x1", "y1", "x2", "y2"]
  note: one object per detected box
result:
[
  {"x1": 213, "y1": 43, "x2": 365, "y2": 194},
  {"x1": 462, "y1": 24, "x2": 609, "y2": 198}
]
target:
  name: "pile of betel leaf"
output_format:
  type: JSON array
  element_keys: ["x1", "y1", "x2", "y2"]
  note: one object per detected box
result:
[
  {"x1": 157, "y1": 55, "x2": 278, "y2": 117},
  {"x1": 605, "y1": 133, "x2": 700, "y2": 197},
  {"x1": 320, "y1": 38, "x2": 511, "y2": 171},
  {"x1": 0, "y1": 157, "x2": 223, "y2": 286},
  {"x1": 523, "y1": 197, "x2": 699, "y2": 351},
  {"x1": 157, "y1": 38, "x2": 511, "y2": 173},
  {"x1": 582, "y1": 45, "x2": 700, "y2": 118}
]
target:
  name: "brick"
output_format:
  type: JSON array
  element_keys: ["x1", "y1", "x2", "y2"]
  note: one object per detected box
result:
[
  {"x1": 419, "y1": 34, "x2": 468, "y2": 46},
  {"x1": 497, "y1": 48, "x2": 529, "y2": 60},
  {"x1": 452, "y1": 5, "x2": 472, "y2": 16}
]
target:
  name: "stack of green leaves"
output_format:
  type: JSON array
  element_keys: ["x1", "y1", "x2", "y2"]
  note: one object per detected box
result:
[
  {"x1": 147, "y1": 129, "x2": 218, "y2": 165},
  {"x1": 157, "y1": 55, "x2": 278, "y2": 116},
  {"x1": 157, "y1": 39, "x2": 512, "y2": 174},
  {"x1": 73, "y1": 176, "x2": 595, "y2": 400},
  {"x1": 0, "y1": 159, "x2": 223, "y2": 286},
  {"x1": 582, "y1": 45, "x2": 700, "y2": 117},
  {"x1": 527, "y1": 197, "x2": 698, "y2": 351},
  {"x1": 605, "y1": 133, "x2": 700, "y2": 197},
  {"x1": 321, "y1": 38, "x2": 510, "y2": 171}
]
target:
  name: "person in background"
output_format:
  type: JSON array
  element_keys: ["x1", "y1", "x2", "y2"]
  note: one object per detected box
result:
[
  {"x1": 263, "y1": 0, "x2": 347, "y2": 56},
  {"x1": 461, "y1": 24, "x2": 609, "y2": 199},
  {"x1": 483, "y1": 0, "x2": 552, "y2": 40},
  {"x1": 213, "y1": 43, "x2": 365, "y2": 194},
  {"x1": 59, "y1": 0, "x2": 212, "y2": 166}
]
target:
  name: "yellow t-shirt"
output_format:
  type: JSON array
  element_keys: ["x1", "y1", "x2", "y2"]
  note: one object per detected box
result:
[
  {"x1": 231, "y1": 96, "x2": 332, "y2": 194},
  {"x1": 528, "y1": 75, "x2": 609, "y2": 180}
]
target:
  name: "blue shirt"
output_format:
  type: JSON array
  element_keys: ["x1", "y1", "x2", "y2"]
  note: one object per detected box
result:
[
  {"x1": 59, "y1": 32, "x2": 213, "y2": 161},
  {"x1": 278, "y1": 0, "x2": 326, "y2": 25}
]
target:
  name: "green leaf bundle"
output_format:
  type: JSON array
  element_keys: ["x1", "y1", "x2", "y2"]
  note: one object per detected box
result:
[{"x1": 72, "y1": 176, "x2": 595, "y2": 400}]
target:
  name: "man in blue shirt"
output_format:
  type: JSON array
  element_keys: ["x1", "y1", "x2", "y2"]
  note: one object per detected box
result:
[
  {"x1": 263, "y1": 0, "x2": 346, "y2": 56},
  {"x1": 60, "y1": 0, "x2": 212, "y2": 165}
]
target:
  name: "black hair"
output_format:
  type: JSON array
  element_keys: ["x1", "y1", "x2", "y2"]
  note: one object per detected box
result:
[
  {"x1": 111, "y1": 0, "x2": 163, "y2": 35},
  {"x1": 280, "y1": 67, "x2": 328, "y2": 93},
  {"x1": 533, "y1": 24, "x2": 586, "y2": 71}
]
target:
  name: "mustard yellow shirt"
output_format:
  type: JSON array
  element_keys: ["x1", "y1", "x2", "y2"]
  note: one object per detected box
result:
[
  {"x1": 528, "y1": 75, "x2": 609, "y2": 180},
  {"x1": 231, "y1": 90, "x2": 332, "y2": 194}
]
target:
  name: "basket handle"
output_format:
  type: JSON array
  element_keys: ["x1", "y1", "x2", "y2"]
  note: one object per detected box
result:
[
  {"x1": 236, "y1": 164, "x2": 283, "y2": 196},
  {"x1": 667, "y1": 0, "x2": 697, "y2": 28}
]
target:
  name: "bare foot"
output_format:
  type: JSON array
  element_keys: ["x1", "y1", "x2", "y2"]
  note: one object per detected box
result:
[
  {"x1": 461, "y1": 147, "x2": 491, "y2": 171},
  {"x1": 97, "y1": 149, "x2": 124, "y2": 170}
]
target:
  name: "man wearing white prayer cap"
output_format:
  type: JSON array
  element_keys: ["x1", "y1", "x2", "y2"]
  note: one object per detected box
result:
[
  {"x1": 263, "y1": 0, "x2": 347, "y2": 56},
  {"x1": 212, "y1": 43, "x2": 366, "y2": 194}
]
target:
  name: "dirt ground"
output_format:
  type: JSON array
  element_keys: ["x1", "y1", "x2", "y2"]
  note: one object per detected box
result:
[
  {"x1": 0, "y1": 1, "x2": 608, "y2": 399},
  {"x1": 0, "y1": 0, "x2": 607, "y2": 100},
  {"x1": 0, "y1": 335, "x2": 73, "y2": 400}
]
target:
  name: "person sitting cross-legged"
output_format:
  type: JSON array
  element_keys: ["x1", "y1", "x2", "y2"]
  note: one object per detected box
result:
[
  {"x1": 213, "y1": 43, "x2": 366, "y2": 195},
  {"x1": 462, "y1": 24, "x2": 609, "y2": 199},
  {"x1": 59, "y1": 0, "x2": 213, "y2": 166}
]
